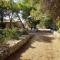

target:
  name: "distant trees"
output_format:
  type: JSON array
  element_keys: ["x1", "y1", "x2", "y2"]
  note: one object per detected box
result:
[
  {"x1": 29, "y1": 0, "x2": 60, "y2": 29},
  {"x1": 1, "y1": 0, "x2": 59, "y2": 29},
  {"x1": 30, "y1": 0, "x2": 60, "y2": 20},
  {"x1": 41, "y1": 0, "x2": 60, "y2": 19}
]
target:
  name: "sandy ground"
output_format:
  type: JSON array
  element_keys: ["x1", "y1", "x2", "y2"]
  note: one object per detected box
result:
[{"x1": 5, "y1": 31, "x2": 60, "y2": 60}]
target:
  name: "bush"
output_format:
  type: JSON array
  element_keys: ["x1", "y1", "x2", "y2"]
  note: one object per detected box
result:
[
  {"x1": 0, "y1": 34, "x2": 5, "y2": 43},
  {"x1": 27, "y1": 17, "x2": 40, "y2": 29},
  {"x1": 0, "y1": 28, "x2": 28, "y2": 43},
  {"x1": 38, "y1": 14, "x2": 54, "y2": 29},
  {"x1": 44, "y1": 17, "x2": 53, "y2": 29},
  {"x1": 2, "y1": 28, "x2": 17, "y2": 40},
  {"x1": 56, "y1": 19, "x2": 60, "y2": 32}
]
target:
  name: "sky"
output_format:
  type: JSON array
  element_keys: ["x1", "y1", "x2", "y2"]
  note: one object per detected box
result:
[
  {"x1": 13, "y1": 0, "x2": 24, "y2": 3},
  {"x1": 14, "y1": 0, "x2": 18, "y2": 3}
]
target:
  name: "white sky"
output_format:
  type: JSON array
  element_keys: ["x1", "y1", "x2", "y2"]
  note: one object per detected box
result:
[
  {"x1": 14, "y1": 0, "x2": 18, "y2": 3},
  {"x1": 13, "y1": 0, "x2": 24, "y2": 3}
]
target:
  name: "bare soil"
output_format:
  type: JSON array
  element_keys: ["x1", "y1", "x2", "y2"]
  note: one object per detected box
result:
[{"x1": 5, "y1": 31, "x2": 60, "y2": 60}]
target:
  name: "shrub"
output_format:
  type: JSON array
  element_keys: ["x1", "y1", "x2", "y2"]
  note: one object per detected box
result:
[
  {"x1": 56, "y1": 19, "x2": 60, "y2": 32},
  {"x1": 0, "y1": 34, "x2": 5, "y2": 43},
  {"x1": 2, "y1": 28, "x2": 17, "y2": 40},
  {"x1": 0, "y1": 28, "x2": 28, "y2": 43},
  {"x1": 27, "y1": 17, "x2": 40, "y2": 29},
  {"x1": 44, "y1": 17, "x2": 53, "y2": 29}
]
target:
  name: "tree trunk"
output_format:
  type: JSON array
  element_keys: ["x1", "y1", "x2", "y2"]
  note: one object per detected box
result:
[
  {"x1": 10, "y1": 18, "x2": 12, "y2": 28},
  {"x1": 17, "y1": 13, "x2": 25, "y2": 29},
  {"x1": 0, "y1": 9, "x2": 4, "y2": 29},
  {"x1": 10, "y1": 12, "x2": 13, "y2": 29}
]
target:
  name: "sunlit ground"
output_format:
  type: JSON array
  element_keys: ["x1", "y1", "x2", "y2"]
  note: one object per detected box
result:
[{"x1": 5, "y1": 31, "x2": 60, "y2": 60}]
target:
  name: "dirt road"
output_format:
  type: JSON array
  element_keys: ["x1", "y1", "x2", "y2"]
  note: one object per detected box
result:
[{"x1": 5, "y1": 31, "x2": 60, "y2": 60}]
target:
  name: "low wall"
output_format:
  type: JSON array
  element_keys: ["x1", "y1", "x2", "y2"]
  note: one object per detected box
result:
[{"x1": 0, "y1": 34, "x2": 33, "y2": 60}]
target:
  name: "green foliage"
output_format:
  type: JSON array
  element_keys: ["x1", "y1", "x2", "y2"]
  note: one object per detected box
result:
[
  {"x1": 30, "y1": 0, "x2": 54, "y2": 28},
  {"x1": 38, "y1": 13, "x2": 53, "y2": 29},
  {"x1": 56, "y1": 20, "x2": 60, "y2": 29},
  {"x1": 0, "y1": 0, "x2": 33, "y2": 29},
  {"x1": 0, "y1": 29, "x2": 5, "y2": 43},
  {"x1": 22, "y1": 6, "x2": 36, "y2": 19},
  {"x1": 30, "y1": 0, "x2": 46, "y2": 20},
  {"x1": 27, "y1": 18, "x2": 40, "y2": 29},
  {"x1": 0, "y1": 0, "x2": 32, "y2": 12},
  {"x1": 0, "y1": 28, "x2": 28, "y2": 43},
  {"x1": 56, "y1": 18, "x2": 60, "y2": 32},
  {"x1": 32, "y1": 20, "x2": 40, "y2": 28},
  {"x1": 2, "y1": 28, "x2": 19, "y2": 40},
  {"x1": 44, "y1": 17, "x2": 53, "y2": 29}
]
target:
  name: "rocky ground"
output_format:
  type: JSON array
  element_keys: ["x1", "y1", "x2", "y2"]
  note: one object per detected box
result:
[{"x1": 5, "y1": 30, "x2": 60, "y2": 60}]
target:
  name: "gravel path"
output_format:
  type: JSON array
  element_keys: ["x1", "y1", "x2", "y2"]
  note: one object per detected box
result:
[{"x1": 5, "y1": 31, "x2": 60, "y2": 60}]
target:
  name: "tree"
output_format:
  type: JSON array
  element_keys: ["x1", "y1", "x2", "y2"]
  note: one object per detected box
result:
[
  {"x1": 38, "y1": 0, "x2": 60, "y2": 20},
  {"x1": 0, "y1": 0, "x2": 32, "y2": 28},
  {"x1": 27, "y1": 16, "x2": 40, "y2": 30},
  {"x1": 0, "y1": 1, "x2": 9, "y2": 28}
]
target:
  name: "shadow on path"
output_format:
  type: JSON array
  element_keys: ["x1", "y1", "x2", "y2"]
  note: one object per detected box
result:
[{"x1": 5, "y1": 30, "x2": 54, "y2": 60}]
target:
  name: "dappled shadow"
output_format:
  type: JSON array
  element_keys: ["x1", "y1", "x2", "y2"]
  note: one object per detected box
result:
[
  {"x1": 5, "y1": 36, "x2": 35, "y2": 60},
  {"x1": 5, "y1": 30, "x2": 54, "y2": 60},
  {"x1": 34, "y1": 35, "x2": 54, "y2": 43}
]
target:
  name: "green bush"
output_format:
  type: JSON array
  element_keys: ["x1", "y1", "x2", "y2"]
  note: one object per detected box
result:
[
  {"x1": 44, "y1": 17, "x2": 53, "y2": 29},
  {"x1": 27, "y1": 17, "x2": 40, "y2": 29},
  {"x1": 0, "y1": 34, "x2": 5, "y2": 43},
  {"x1": 56, "y1": 20, "x2": 60, "y2": 28},
  {"x1": 56, "y1": 19, "x2": 60, "y2": 32},
  {"x1": 2, "y1": 28, "x2": 17, "y2": 40},
  {"x1": 0, "y1": 28, "x2": 28, "y2": 43}
]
